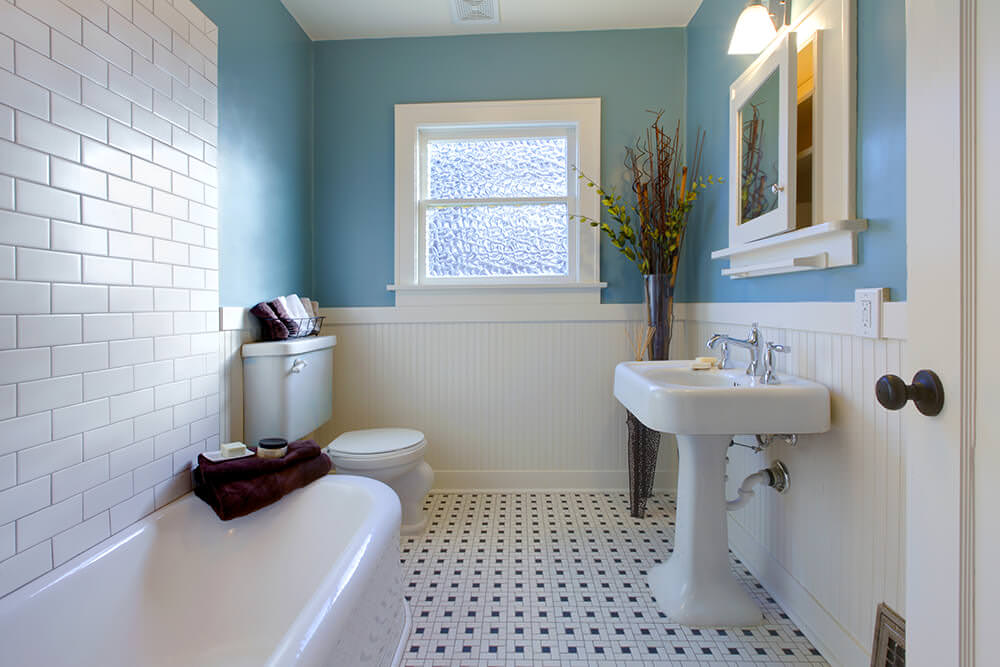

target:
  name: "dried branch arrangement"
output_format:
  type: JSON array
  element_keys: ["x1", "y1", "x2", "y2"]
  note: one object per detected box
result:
[
  {"x1": 626, "y1": 322, "x2": 656, "y2": 362},
  {"x1": 572, "y1": 111, "x2": 719, "y2": 282}
]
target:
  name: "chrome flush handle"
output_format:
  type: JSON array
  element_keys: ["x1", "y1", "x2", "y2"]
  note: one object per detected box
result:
[{"x1": 762, "y1": 342, "x2": 790, "y2": 385}]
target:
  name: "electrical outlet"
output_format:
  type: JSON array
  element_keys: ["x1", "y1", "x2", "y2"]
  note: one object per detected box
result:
[{"x1": 855, "y1": 288, "x2": 888, "y2": 338}]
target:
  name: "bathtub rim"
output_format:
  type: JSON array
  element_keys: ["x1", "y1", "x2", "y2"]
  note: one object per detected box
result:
[
  {"x1": 0, "y1": 474, "x2": 409, "y2": 667},
  {"x1": 266, "y1": 473, "x2": 406, "y2": 666}
]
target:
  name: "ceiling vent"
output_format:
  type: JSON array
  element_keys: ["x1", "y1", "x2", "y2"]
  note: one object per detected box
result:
[{"x1": 450, "y1": 0, "x2": 499, "y2": 24}]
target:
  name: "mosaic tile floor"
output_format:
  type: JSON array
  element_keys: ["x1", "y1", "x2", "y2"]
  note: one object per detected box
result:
[{"x1": 399, "y1": 491, "x2": 828, "y2": 666}]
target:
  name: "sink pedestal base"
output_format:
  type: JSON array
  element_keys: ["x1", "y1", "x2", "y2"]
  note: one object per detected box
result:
[{"x1": 648, "y1": 434, "x2": 763, "y2": 627}]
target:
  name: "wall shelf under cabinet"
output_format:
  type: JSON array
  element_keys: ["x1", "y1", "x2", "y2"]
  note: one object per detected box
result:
[{"x1": 711, "y1": 219, "x2": 867, "y2": 279}]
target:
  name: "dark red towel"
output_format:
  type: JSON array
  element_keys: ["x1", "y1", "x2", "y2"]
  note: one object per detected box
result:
[
  {"x1": 197, "y1": 440, "x2": 324, "y2": 485},
  {"x1": 268, "y1": 298, "x2": 300, "y2": 336},
  {"x1": 193, "y1": 440, "x2": 331, "y2": 521},
  {"x1": 250, "y1": 302, "x2": 289, "y2": 340}
]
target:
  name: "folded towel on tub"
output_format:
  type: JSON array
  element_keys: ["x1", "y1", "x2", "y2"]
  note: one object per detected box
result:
[{"x1": 193, "y1": 440, "x2": 331, "y2": 520}]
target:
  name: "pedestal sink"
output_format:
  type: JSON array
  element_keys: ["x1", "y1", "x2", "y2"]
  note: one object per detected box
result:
[{"x1": 614, "y1": 361, "x2": 830, "y2": 626}]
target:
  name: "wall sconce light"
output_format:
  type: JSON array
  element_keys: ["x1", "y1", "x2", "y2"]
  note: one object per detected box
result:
[{"x1": 728, "y1": 0, "x2": 788, "y2": 55}]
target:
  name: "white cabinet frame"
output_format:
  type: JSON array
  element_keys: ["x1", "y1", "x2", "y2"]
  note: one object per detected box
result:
[
  {"x1": 729, "y1": 31, "x2": 798, "y2": 246},
  {"x1": 714, "y1": 0, "x2": 865, "y2": 279}
]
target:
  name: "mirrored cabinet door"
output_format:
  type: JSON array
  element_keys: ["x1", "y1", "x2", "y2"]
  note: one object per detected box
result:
[{"x1": 729, "y1": 31, "x2": 798, "y2": 245}]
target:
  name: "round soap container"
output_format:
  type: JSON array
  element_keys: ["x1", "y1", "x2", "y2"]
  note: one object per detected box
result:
[{"x1": 256, "y1": 438, "x2": 288, "y2": 458}]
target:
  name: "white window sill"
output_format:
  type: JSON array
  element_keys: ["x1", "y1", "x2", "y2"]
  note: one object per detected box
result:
[
  {"x1": 711, "y1": 219, "x2": 868, "y2": 279},
  {"x1": 387, "y1": 282, "x2": 607, "y2": 306}
]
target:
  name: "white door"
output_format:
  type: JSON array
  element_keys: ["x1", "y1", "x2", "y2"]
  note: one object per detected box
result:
[
  {"x1": 905, "y1": 1, "x2": 996, "y2": 665},
  {"x1": 974, "y1": 0, "x2": 1000, "y2": 662}
]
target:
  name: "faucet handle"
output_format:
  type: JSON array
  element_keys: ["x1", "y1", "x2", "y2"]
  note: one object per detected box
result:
[
  {"x1": 763, "y1": 342, "x2": 791, "y2": 384},
  {"x1": 717, "y1": 340, "x2": 731, "y2": 369}
]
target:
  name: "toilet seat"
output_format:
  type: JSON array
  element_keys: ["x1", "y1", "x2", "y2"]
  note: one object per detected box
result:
[{"x1": 327, "y1": 428, "x2": 426, "y2": 469}]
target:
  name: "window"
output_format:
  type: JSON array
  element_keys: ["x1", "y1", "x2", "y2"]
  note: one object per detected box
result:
[{"x1": 394, "y1": 99, "x2": 602, "y2": 305}]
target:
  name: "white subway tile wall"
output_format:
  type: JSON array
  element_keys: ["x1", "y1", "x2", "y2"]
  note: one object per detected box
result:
[{"x1": 0, "y1": 0, "x2": 219, "y2": 598}]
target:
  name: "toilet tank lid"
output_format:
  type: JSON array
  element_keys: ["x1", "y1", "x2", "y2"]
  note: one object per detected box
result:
[
  {"x1": 241, "y1": 335, "x2": 337, "y2": 358},
  {"x1": 330, "y1": 428, "x2": 426, "y2": 455}
]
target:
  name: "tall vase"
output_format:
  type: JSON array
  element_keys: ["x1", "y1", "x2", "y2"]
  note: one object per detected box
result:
[
  {"x1": 644, "y1": 273, "x2": 673, "y2": 362},
  {"x1": 626, "y1": 273, "x2": 673, "y2": 518}
]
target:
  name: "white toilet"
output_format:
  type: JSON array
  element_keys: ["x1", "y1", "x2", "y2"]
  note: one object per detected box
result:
[
  {"x1": 326, "y1": 428, "x2": 434, "y2": 535},
  {"x1": 241, "y1": 335, "x2": 433, "y2": 535}
]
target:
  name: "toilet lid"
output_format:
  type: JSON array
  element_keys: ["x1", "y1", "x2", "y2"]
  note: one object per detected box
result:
[{"x1": 329, "y1": 428, "x2": 425, "y2": 456}]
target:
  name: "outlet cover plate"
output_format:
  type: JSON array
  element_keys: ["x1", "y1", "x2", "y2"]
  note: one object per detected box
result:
[{"x1": 855, "y1": 288, "x2": 888, "y2": 338}]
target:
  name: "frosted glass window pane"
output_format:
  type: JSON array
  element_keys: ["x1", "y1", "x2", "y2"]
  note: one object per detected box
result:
[
  {"x1": 428, "y1": 138, "x2": 568, "y2": 199},
  {"x1": 426, "y1": 204, "x2": 569, "y2": 277}
]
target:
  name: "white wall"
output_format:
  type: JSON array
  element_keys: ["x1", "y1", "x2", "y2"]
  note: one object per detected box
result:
[{"x1": 0, "y1": 0, "x2": 219, "y2": 597}]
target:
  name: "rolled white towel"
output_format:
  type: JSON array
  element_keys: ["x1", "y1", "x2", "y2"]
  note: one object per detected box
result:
[
  {"x1": 284, "y1": 294, "x2": 310, "y2": 324},
  {"x1": 309, "y1": 299, "x2": 321, "y2": 332},
  {"x1": 297, "y1": 297, "x2": 319, "y2": 333},
  {"x1": 278, "y1": 294, "x2": 304, "y2": 336}
]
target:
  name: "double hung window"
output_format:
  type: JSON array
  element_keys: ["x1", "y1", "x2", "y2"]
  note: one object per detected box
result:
[{"x1": 393, "y1": 99, "x2": 602, "y2": 304}]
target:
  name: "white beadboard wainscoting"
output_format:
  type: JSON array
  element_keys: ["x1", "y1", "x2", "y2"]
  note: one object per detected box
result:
[
  {"x1": 221, "y1": 304, "x2": 679, "y2": 489},
  {"x1": 672, "y1": 311, "x2": 907, "y2": 667},
  {"x1": 223, "y1": 300, "x2": 906, "y2": 667}
]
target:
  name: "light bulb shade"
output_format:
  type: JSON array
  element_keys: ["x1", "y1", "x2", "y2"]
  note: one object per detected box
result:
[{"x1": 728, "y1": 3, "x2": 778, "y2": 55}]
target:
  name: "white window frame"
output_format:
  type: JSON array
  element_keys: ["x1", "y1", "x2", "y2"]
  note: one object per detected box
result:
[{"x1": 393, "y1": 98, "x2": 603, "y2": 306}]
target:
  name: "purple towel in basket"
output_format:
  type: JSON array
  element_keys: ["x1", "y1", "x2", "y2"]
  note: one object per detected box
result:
[
  {"x1": 250, "y1": 302, "x2": 289, "y2": 340},
  {"x1": 268, "y1": 298, "x2": 300, "y2": 336}
]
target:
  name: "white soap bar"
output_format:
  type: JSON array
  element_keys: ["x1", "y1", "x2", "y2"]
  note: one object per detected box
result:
[
  {"x1": 220, "y1": 442, "x2": 248, "y2": 458},
  {"x1": 690, "y1": 361, "x2": 713, "y2": 371}
]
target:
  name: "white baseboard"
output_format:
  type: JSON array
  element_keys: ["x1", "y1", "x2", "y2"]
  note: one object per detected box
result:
[
  {"x1": 727, "y1": 516, "x2": 870, "y2": 667},
  {"x1": 432, "y1": 470, "x2": 676, "y2": 491}
]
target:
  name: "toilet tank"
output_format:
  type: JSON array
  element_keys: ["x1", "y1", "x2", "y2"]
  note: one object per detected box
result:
[{"x1": 241, "y1": 335, "x2": 336, "y2": 447}]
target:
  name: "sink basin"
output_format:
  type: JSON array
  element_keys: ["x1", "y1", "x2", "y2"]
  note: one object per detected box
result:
[
  {"x1": 613, "y1": 360, "x2": 831, "y2": 627},
  {"x1": 614, "y1": 361, "x2": 830, "y2": 435}
]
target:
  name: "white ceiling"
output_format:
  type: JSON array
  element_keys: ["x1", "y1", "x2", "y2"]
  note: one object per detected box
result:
[{"x1": 279, "y1": 0, "x2": 704, "y2": 41}]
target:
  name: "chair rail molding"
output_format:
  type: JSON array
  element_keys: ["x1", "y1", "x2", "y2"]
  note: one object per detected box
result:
[{"x1": 224, "y1": 301, "x2": 905, "y2": 335}]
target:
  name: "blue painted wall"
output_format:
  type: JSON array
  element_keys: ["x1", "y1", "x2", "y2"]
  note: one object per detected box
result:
[
  {"x1": 678, "y1": 0, "x2": 907, "y2": 303},
  {"x1": 192, "y1": 0, "x2": 314, "y2": 306},
  {"x1": 311, "y1": 29, "x2": 686, "y2": 306}
]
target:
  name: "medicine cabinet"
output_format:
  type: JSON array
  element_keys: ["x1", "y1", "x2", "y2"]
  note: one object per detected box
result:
[{"x1": 713, "y1": 0, "x2": 867, "y2": 279}]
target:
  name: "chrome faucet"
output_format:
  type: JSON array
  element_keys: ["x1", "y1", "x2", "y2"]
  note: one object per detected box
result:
[
  {"x1": 707, "y1": 323, "x2": 762, "y2": 376},
  {"x1": 762, "y1": 341, "x2": 791, "y2": 385}
]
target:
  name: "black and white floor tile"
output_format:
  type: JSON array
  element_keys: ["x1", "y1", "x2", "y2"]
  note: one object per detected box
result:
[{"x1": 399, "y1": 491, "x2": 827, "y2": 666}]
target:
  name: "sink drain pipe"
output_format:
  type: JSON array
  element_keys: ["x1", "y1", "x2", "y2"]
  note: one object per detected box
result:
[{"x1": 727, "y1": 461, "x2": 790, "y2": 511}]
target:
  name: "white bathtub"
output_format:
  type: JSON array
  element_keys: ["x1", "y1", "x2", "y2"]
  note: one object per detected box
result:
[{"x1": 0, "y1": 475, "x2": 409, "y2": 667}]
